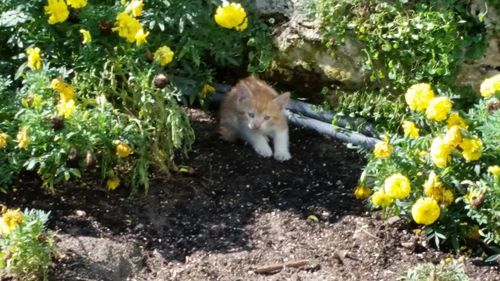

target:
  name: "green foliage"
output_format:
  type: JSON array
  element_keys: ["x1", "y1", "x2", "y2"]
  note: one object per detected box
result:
[
  {"x1": 403, "y1": 262, "x2": 469, "y2": 281},
  {"x1": 0, "y1": 209, "x2": 54, "y2": 281},
  {"x1": 359, "y1": 84, "x2": 500, "y2": 250},
  {"x1": 312, "y1": 0, "x2": 488, "y2": 133},
  {"x1": 0, "y1": 1, "x2": 273, "y2": 193},
  {"x1": 313, "y1": 0, "x2": 485, "y2": 90},
  {"x1": 334, "y1": 89, "x2": 405, "y2": 132}
]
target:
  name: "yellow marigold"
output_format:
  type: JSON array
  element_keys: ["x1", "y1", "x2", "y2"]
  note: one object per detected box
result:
[
  {"x1": 459, "y1": 137, "x2": 483, "y2": 162},
  {"x1": 404, "y1": 83, "x2": 435, "y2": 111},
  {"x1": 116, "y1": 142, "x2": 133, "y2": 158},
  {"x1": 106, "y1": 176, "x2": 120, "y2": 191},
  {"x1": 79, "y1": 29, "x2": 92, "y2": 44},
  {"x1": 135, "y1": 29, "x2": 148, "y2": 46},
  {"x1": 214, "y1": 2, "x2": 248, "y2": 31},
  {"x1": 17, "y1": 128, "x2": 30, "y2": 149},
  {"x1": 67, "y1": 0, "x2": 87, "y2": 9},
  {"x1": 443, "y1": 125, "x2": 462, "y2": 147},
  {"x1": 126, "y1": 0, "x2": 144, "y2": 17},
  {"x1": 26, "y1": 47, "x2": 42, "y2": 70},
  {"x1": 44, "y1": 0, "x2": 69, "y2": 24},
  {"x1": 402, "y1": 121, "x2": 419, "y2": 138},
  {"x1": 480, "y1": 74, "x2": 500, "y2": 98},
  {"x1": 430, "y1": 137, "x2": 453, "y2": 168},
  {"x1": 412, "y1": 197, "x2": 441, "y2": 225},
  {"x1": 113, "y1": 11, "x2": 143, "y2": 43},
  {"x1": 424, "y1": 171, "x2": 443, "y2": 200},
  {"x1": 354, "y1": 184, "x2": 372, "y2": 200},
  {"x1": 0, "y1": 133, "x2": 8, "y2": 149},
  {"x1": 426, "y1": 96, "x2": 452, "y2": 121},
  {"x1": 466, "y1": 225, "x2": 481, "y2": 240},
  {"x1": 373, "y1": 139, "x2": 393, "y2": 158},
  {"x1": 154, "y1": 46, "x2": 174, "y2": 66},
  {"x1": 200, "y1": 84, "x2": 216, "y2": 98},
  {"x1": 371, "y1": 190, "x2": 394, "y2": 207},
  {"x1": 384, "y1": 173, "x2": 411, "y2": 199},
  {"x1": 447, "y1": 112, "x2": 468, "y2": 129},
  {"x1": 488, "y1": 165, "x2": 500, "y2": 176},
  {"x1": 0, "y1": 209, "x2": 24, "y2": 236},
  {"x1": 51, "y1": 78, "x2": 75, "y2": 102},
  {"x1": 441, "y1": 189, "x2": 454, "y2": 206},
  {"x1": 57, "y1": 99, "x2": 76, "y2": 118}
]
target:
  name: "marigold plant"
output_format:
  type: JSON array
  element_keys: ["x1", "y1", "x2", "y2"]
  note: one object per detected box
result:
[{"x1": 359, "y1": 80, "x2": 500, "y2": 249}]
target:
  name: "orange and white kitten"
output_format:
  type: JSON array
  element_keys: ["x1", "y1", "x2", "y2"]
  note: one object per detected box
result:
[{"x1": 219, "y1": 76, "x2": 291, "y2": 161}]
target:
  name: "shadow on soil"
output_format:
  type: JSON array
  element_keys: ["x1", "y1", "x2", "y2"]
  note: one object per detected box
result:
[{"x1": 3, "y1": 110, "x2": 366, "y2": 262}]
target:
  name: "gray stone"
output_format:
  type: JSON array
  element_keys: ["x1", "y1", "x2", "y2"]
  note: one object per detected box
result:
[{"x1": 56, "y1": 234, "x2": 144, "y2": 281}]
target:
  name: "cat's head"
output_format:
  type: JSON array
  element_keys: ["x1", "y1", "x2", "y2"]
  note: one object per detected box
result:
[{"x1": 236, "y1": 80, "x2": 290, "y2": 131}]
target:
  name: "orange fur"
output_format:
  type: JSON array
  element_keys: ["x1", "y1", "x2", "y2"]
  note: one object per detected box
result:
[{"x1": 219, "y1": 76, "x2": 291, "y2": 161}]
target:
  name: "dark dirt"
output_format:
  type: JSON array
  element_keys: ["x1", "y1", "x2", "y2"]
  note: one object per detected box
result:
[{"x1": 2, "y1": 109, "x2": 500, "y2": 281}]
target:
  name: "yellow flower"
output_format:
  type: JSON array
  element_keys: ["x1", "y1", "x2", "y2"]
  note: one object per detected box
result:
[
  {"x1": 0, "y1": 133, "x2": 8, "y2": 149},
  {"x1": 67, "y1": 0, "x2": 87, "y2": 9},
  {"x1": 79, "y1": 29, "x2": 92, "y2": 44},
  {"x1": 443, "y1": 125, "x2": 462, "y2": 147},
  {"x1": 384, "y1": 173, "x2": 411, "y2": 199},
  {"x1": 0, "y1": 209, "x2": 24, "y2": 236},
  {"x1": 354, "y1": 184, "x2": 372, "y2": 200},
  {"x1": 426, "y1": 96, "x2": 452, "y2": 121},
  {"x1": 442, "y1": 189, "x2": 454, "y2": 206},
  {"x1": 135, "y1": 29, "x2": 149, "y2": 46},
  {"x1": 51, "y1": 78, "x2": 75, "y2": 102},
  {"x1": 154, "y1": 46, "x2": 174, "y2": 66},
  {"x1": 214, "y1": 2, "x2": 248, "y2": 31},
  {"x1": 17, "y1": 128, "x2": 30, "y2": 149},
  {"x1": 430, "y1": 137, "x2": 453, "y2": 168},
  {"x1": 373, "y1": 138, "x2": 393, "y2": 158},
  {"x1": 480, "y1": 74, "x2": 500, "y2": 98},
  {"x1": 447, "y1": 112, "x2": 468, "y2": 129},
  {"x1": 116, "y1": 142, "x2": 133, "y2": 158},
  {"x1": 26, "y1": 47, "x2": 42, "y2": 70},
  {"x1": 402, "y1": 121, "x2": 419, "y2": 138},
  {"x1": 488, "y1": 165, "x2": 500, "y2": 176},
  {"x1": 44, "y1": 0, "x2": 69, "y2": 24},
  {"x1": 404, "y1": 83, "x2": 435, "y2": 111},
  {"x1": 412, "y1": 197, "x2": 441, "y2": 225},
  {"x1": 459, "y1": 137, "x2": 482, "y2": 162},
  {"x1": 126, "y1": 0, "x2": 144, "y2": 17},
  {"x1": 200, "y1": 84, "x2": 216, "y2": 98},
  {"x1": 106, "y1": 176, "x2": 120, "y2": 191},
  {"x1": 57, "y1": 99, "x2": 76, "y2": 118},
  {"x1": 371, "y1": 190, "x2": 394, "y2": 207},
  {"x1": 113, "y1": 11, "x2": 143, "y2": 43},
  {"x1": 424, "y1": 171, "x2": 443, "y2": 200},
  {"x1": 466, "y1": 225, "x2": 481, "y2": 240}
]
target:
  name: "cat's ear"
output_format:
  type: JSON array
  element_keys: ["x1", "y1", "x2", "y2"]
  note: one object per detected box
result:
[
  {"x1": 236, "y1": 82, "x2": 252, "y2": 103},
  {"x1": 273, "y1": 92, "x2": 290, "y2": 110}
]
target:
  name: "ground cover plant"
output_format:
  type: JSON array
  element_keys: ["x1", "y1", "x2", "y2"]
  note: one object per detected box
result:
[{"x1": 312, "y1": 0, "x2": 493, "y2": 131}]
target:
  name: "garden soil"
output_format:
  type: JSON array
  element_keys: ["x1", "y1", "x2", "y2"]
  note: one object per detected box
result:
[{"x1": 3, "y1": 109, "x2": 499, "y2": 281}]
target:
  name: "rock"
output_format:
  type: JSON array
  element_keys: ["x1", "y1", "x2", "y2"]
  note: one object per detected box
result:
[
  {"x1": 56, "y1": 234, "x2": 144, "y2": 281},
  {"x1": 75, "y1": 210, "x2": 86, "y2": 217},
  {"x1": 249, "y1": 0, "x2": 366, "y2": 97}
]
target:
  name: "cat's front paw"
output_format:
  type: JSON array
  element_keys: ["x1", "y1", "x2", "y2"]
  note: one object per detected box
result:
[
  {"x1": 274, "y1": 150, "x2": 291, "y2": 161},
  {"x1": 254, "y1": 143, "x2": 273, "y2": 158}
]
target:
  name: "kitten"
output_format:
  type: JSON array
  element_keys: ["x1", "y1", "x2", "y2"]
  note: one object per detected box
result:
[{"x1": 219, "y1": 76, "x2": 291, "y2": 161}]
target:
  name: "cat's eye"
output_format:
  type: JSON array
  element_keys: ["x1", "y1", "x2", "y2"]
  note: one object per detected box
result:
[
  {"x1": 264, "y1": 115, "x2": 271, "y2": 120},
  {"x1": 248, "y1": 112, "x2": 255, "y2": 118}
]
